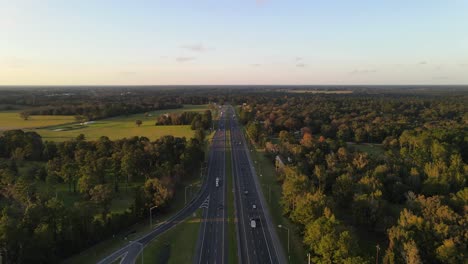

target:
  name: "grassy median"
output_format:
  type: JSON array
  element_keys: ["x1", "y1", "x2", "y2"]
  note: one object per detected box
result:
[{"x1": 225, "y1": 125, "x2": 239, "y2": 264}]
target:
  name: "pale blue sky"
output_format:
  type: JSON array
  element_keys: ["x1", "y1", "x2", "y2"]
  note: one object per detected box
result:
[{"x1": 1, "y1": 0, "x2": 467, "y2": 85}]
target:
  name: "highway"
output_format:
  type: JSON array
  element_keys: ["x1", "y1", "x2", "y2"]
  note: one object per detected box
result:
[
  {"x1": 97, "y1": 107, "x2": 227, "y2": 264},
  {"x1": 229, "y1": 106, "x2": 287, "y2": 264},
  {"x1": 97, "y1": 105, "x2": 287, "y2": 264},
  {"x1": 194, "y1": 107, "x2": 228, "y2": 264}
]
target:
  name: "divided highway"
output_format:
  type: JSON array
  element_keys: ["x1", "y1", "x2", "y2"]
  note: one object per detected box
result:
[
  {"x1": 230, "y1": 106, "x2": 287, "y2": 264},
  {"x1": 97, "y1": 105, "x2": 286, "y2": 264}
]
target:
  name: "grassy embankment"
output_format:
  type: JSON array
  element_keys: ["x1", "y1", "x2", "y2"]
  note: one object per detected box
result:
[{"x1": 135, "y1": 209, "x2": 203, "y2": 263}]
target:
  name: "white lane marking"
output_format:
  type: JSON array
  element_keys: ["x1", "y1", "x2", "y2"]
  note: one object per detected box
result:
[{"x1": 222, "y1": 113, "x2": 227, "y2": 263}]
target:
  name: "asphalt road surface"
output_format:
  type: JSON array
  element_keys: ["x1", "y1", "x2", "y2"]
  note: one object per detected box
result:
[
  {"x1": 97, "y1": 107, "x2": 227, "y2": 264},
  {"x1": 194, "y1": 107, "x2": 228, "y2": 264},
  {"x1": 229, "y1": 106, "x2": 287, "y2": 264}
]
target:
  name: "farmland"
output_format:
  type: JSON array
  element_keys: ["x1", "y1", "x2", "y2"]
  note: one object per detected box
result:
[
  {"x1": 21, "y1": 105, "x2": 208, "y2": 141},
  {"x1": 0, "y1": 111, "x2": 74, "y2": 131}
]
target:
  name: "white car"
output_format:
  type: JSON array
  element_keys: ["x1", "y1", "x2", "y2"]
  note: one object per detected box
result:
[
  {"x1": 252, "y1": 204, "x2": 257, "y2": 209},
  {"x1": 250, "y1": 219, "x2": 256, "y2": 228}
]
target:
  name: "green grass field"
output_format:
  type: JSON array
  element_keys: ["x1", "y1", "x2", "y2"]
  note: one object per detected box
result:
[
  {"x1": 136, "y1": 209, "x2": 202, "y2": 263},
  {"x1": 348, "y1": 143, "x2": 385, "y2": 158},
  {"x1": 25, "y1": 105, "x2": 208, "y2": 141},
  {"x1": 0, "y1": 111, "x2": 74, "y2": 131}
]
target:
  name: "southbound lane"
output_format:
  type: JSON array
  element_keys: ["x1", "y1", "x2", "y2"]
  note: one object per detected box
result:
[{"x1": 230, "y1": 106, "x2": 287, "y2": 264}]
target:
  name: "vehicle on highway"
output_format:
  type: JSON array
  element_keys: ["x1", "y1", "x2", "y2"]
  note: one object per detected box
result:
[
  {"x1": 250, "y1": 219, "x2": 256, "y2": 228},
  {"x1": 216, "y1": 177, "x2": 220, "y2": 187},
  {"x1": 250, "y1": 219, "x2": 257, "y2": 228},
  {"x1": 252, "y1": 204, "x2": 256, "y2": 209},
  {"x1": 244, "y1": 190, "x2": 248, "y2": 195}
]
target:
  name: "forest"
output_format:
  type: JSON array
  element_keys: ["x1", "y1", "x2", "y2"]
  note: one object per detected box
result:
[
  {"x1": 0, "y1": 130, "x2": 204, "y2": 263},
  {"x1": 155, "y1": 110, "x2": 213, "y2": 130},
  {"x1": 238, "y1": 92, "x2": 467, "y2": 263},
  {"x1": 0, "y1": 86, "x2": 466, "y2": 263}
]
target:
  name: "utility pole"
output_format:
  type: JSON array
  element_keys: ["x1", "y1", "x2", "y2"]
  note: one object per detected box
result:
[
  {"x1": 185, "y1": 184, "x2": 192, "y2": 204},
  {"x1": 262, "y1": 184, "x2": 271, "y2": 203},
  {"x1": 307, "y1": 253, "x2": 311, "y2": 264},
  {"x1": 278, "y1": 225, "x2": 290, "y2": 261},
  {"x1": 376, "y1": 244, "x2": 380, "y2": 264},
  {"x1": 149, "y1": 206, "x2": 158, "y2": 228}
]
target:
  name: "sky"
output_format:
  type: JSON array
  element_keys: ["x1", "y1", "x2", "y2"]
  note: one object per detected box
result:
[{"x1": 1, "y1": 0, "x2": 468, "y2": 85}]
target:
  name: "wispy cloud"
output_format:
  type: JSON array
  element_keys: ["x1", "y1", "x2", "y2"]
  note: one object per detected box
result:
[
  {"x1": 250, "y1": 64, "x2": 261, "y2": 67},
  {"x1": 176, "y1": 57, "x2": 196, "y2": 62},
  {"x1": 349, "y1": 69, "x2": 377, "y2": 74},
  {"x1": 295, "y1": 57, "x2": 303, "y2": 61},
  {"x1": 180, "y1": 43, "x2": 212, "y2": 52},
  {"x1": 460, "y1": 63, "x2": 468, "y2": 67},
  {"x1": 418, "y1": 61, "x2": 427, "y2": 65},
  {"x1": 296, "y1": 63, "x2": 306, "y2": 68},
  {"x1": 256, "y1": 0, "x2": 268, "y2": 5}
]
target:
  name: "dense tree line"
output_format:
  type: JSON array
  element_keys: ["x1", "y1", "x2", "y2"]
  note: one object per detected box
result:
[
  {"x1": 0, "y1": 130, "x2": 204, "y2": 263},
  {"x1": 155, "y1": 110, "x2": 213, "y2": 130},
  {"x1": 238, "y1": 94, "x2": 467, "y2": 145},
  {"x1": 22, "y1": 102, "x2": 182, "y2": 121},
  {"x1": 240, "y1": 94, "x2": 467, "y2": 263}
]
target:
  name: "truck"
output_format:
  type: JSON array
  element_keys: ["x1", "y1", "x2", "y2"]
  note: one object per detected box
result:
[{"x1": 215, "y1": 177, "x2": 220, "y2": 187}]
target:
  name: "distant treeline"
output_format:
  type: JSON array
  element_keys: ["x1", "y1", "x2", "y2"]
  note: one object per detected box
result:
[
  {"x1": 156, "y1": 110, "x2": 213, "y2": 130},
  {"x1": 22, "y1": 102, "x2": 182, "y2": 120}
]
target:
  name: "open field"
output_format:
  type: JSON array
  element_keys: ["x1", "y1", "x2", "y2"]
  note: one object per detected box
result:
[
  {"x1": 25, "y1": 105, "x2": 208, "y2": 141},
  {"x1": 136, "y1": 209, "x2": 203, "y2": 263},
  {"x1": 348, "y1": 142, "x2": 385, "y2": 158},
  {"x1": 0, "y1": 111, "x2": 74, "y2": 131}
]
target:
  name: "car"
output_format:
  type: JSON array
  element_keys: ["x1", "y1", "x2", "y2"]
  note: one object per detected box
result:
[
  {"x1": 252, "y1": 204, "x2": 256, "y2": 209},
  {"x1": 244, "y1": 190, "x2": 249, "y2": 195},
  {"x1": 250, "y1": 219, "x2": 256, "y2": 228}
]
